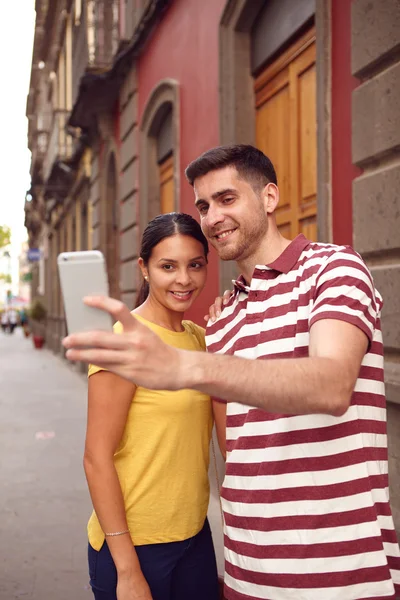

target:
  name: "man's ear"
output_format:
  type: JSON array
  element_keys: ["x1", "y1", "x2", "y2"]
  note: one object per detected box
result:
[
  {"x1": 138, "y1": 257, "x2": 148, "y2": 281},
  {"x1": 262, "y1": 183, "x2": 280, "y2": 214}
]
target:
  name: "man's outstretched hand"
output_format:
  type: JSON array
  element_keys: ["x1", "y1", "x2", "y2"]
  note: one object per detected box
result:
[{"x1": 62, "y1": 296, "x2": 191, "y2": 390}]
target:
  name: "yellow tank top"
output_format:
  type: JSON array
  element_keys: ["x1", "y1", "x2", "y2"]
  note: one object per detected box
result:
[{"x1": 87, "y1": 314, "x2": 213, "y2": 549}]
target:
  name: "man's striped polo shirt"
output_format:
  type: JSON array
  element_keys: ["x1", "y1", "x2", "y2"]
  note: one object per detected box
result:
[{"x1": 206, "y1": 235, "x2": 400, "y2": 600}]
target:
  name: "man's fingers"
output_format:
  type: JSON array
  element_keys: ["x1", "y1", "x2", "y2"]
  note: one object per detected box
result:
[
  {"x1": 65, "y1": 347, "x2": 127, "y2": 366},
  {"x1": 63, "y1": 330, "x2": 126, "y2": 350},
  {"x1": 83, "y1": 296, "x2": 137, "y2": 332},
  {"x1": 214, "y1": 297, "x2": 223, "y2": 316},
  {"x1": 208, "y1": 305, "x2": 217, "y2": 322},
  {"x1": 223, "y1": 289, "x2": 233, "y2": 304}
]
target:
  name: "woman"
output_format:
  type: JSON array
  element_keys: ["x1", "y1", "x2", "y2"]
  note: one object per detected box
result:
[{"x1": 85, "y1": 213, "x2": 219, "y2": 600}]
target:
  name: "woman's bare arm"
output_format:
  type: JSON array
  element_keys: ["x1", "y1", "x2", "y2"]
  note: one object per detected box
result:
[{"x1": 85, "y1": 371, "x2": 150, "y2": 595}]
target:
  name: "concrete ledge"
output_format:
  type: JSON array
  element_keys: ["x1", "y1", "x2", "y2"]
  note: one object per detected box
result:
[
  {"x1": 119, "y1": 159, "x2": 138, "y2": 203},
  {"x1": 352, "y1": 62, "x2": 400, "y2": 166},
  {"x1": 119, "y1": 259, "x2": 138, "y2": 293},
  {"x1": 387, "y1": 401, "x2": 400, "y2": 531},
  {"x1": 120, "y1": 68, "x2": 137, "y2": 111},
  {"x1": 121, "y1": 126, "x2": 138, "y2": 170},
  {"x1": 120, "y1": 194, "x2": 138, "y2": 231},
  {"x1": 353, "y1": 163, "x2": 400, "y2": 254},
  {"x1": 386, "y1": 361, "x2": 400, "y2": 406},
  {"x1": 352, "y1": 0, "x2": 400, "y2": 77},
  {"x1": 120, "y1": 93, "x2": 138, "y2": 142},
  {"x1": 370, "y1": 265, "x2": 400, "y2": 351},
  {"x1": 120, "y1": 226, "x2": 139, "y2": 262}
]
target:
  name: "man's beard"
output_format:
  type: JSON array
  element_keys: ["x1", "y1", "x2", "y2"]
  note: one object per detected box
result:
[
  {"x1": 212, "y1": 218, "x2": 268, "y2": 262},
  {"x1": 214, "y1": 236, "x2": 247, "y2": 261}
]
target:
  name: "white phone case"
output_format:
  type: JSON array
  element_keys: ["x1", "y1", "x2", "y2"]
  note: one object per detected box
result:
[{"x1": 57, "y1": 251, "x2": 113, "y2": 335}]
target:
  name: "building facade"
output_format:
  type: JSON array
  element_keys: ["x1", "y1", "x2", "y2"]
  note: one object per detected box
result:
[
  {"x1": 0, "y1": 247, "x2": 12, "y2": 308},
  {"x1": 25, "y1": 0, "x2": 400, "y2": 551},
  {"x1": 17, "y1": 242, "x2": 32, "y2": 304}
]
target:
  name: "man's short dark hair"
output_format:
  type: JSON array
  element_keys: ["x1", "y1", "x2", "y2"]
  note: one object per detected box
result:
[{"x1": 185, "y1": 144, "x2": 277, "y2": 190}]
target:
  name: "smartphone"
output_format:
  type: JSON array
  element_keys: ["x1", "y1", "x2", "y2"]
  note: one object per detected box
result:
[{"x1": 57, "y1": 251, "x2": 113, "y2": 335}]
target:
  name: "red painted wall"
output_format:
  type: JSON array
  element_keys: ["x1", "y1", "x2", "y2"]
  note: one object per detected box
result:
[
  {"x1": 331, "y1": 0, "x2": 361, "y2": 246},
  {"x1": 137, "y1": 0, "x2": 226, "y2": 324}
]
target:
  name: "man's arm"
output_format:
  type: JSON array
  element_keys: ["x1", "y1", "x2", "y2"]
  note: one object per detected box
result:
[
  {"x1": 63, "y1": 297, "x2": 368, "y2": 417},
  {"x1": 85, "y1": 371, "x2": 152, "y2": 598},
  {"x1": 184, "y1": 318, "x2": 368, "y2": 416}
]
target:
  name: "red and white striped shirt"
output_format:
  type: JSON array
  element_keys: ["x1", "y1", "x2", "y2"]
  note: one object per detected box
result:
[{"x1": 206, "y1": 235, "x2": 400, "y2": 600}]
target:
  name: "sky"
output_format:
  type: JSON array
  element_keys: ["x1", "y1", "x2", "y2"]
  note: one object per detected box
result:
[{"x1": 0, "y1": 2, "x2": 35, "y2": 285}]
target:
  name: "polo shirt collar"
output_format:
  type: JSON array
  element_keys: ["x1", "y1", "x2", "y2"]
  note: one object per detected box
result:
[{"x1": 233, "y1": 234, "x2": 310, "y2": 291}]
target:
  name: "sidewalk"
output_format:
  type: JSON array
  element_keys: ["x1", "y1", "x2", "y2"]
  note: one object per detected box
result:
[{"x1": 0, "y1": 328, "x2": 91, "y2": 599}]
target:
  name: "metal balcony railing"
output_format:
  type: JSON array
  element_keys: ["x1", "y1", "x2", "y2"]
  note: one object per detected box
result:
[
  {"x1": 42, "y1": 110, "x2": 73, "y2": 183},
  {"x1": 88, "y1": 0, "x2": 120, "y2": 67},
  {"x1": 72, "y1": 0, "x2": 120, "y2": 107}
]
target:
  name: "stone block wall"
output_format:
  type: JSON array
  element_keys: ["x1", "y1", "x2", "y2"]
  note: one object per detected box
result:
[
  {"x1": 118, "y1": 67, "x2": 140, "y2": 310},
  {"x1": 351, "y1": 0, "x2": 400, "y2": 530},
  {"x1": 90, "y1": 154, "x2": 101, "y2": 251}
]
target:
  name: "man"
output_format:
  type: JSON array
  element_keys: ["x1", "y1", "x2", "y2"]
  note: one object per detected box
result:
[{"x1": 64, "y1": 145, "x2": 400, "y2": 600}]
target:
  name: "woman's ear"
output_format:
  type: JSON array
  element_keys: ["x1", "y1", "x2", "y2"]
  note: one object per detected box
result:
[{"x1": 138, "y1": 257, "x2": 148, "y2": 281}]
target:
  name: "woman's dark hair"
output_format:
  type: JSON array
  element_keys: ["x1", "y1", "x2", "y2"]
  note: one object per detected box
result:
[
  {"x1": 135, "y1": 212, "x2": 209, "y2": 307},
  {"x1": 185, "y1": 144, "x2": 277, "y2": 191}
]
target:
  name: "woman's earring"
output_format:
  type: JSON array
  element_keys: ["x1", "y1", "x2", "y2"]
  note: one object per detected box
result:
[{"x1": 144, "y1": 276, "x2": 148, "y2": 281}]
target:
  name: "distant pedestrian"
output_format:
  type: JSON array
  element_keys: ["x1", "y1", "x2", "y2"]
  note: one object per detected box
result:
[
  {"x1": 1, "y1": 310, "x2": 8, "y2": 333},
  {"x1": 20, "y1": 308, "x2": 29, "y2": 336},
  {"x1": 8, "y1": 309, "x2": 18, "y2": 334},
  {"x1": 20, "y1": 308, "x2": 28, "y2": 327}
]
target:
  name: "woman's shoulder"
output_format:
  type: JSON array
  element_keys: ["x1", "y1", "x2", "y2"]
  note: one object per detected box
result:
[{"x1": 182, "y1": 321, "x2": 206, "y2": 349}]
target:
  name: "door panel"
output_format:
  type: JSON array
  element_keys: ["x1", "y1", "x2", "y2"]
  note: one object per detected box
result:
[
  {"x1": 299, "y1": 64, "x2": 317, "y2": 205},
  {"x1": 256, "y1": 84, "x2": 291, "y2": 228},
  {"x1": 159, "y1": 155, "x2": 174, "y2": 214},
  {"x1": 255, "y1": 27, "x2": 317, "y2": 241}
]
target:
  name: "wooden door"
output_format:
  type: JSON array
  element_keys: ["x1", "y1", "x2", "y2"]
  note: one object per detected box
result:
[
  {"x1": 159, "y1": 154, "x2": 174, "y2": 214},
  {"x1": 255, "y1": 27, "x2": 317, "y2": 241}
]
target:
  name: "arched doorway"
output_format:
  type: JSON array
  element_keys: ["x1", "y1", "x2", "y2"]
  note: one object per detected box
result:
[{"x1": 139, "y1": 79, "x2": 180, "y2": 236}]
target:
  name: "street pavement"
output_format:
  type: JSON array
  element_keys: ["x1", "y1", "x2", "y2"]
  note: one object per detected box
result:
[{"x1": 0, "y1": 328, "x2": 91, "y2": 599}]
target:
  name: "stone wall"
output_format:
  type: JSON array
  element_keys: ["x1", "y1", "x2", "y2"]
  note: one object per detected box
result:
[
  {"x1": 118, "y1": 68, "x2": 140, "y2": 310},
  {"x1": 351, "y1": 0, "x2": 400, "y2": 530},
  {"x1": 90, "y1": 154, "x2": 101, "y2": 251}
]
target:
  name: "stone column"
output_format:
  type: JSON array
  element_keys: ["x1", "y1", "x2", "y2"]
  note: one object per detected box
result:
[{"x1": 351, "y1": 0, "x2": 400, "y2": 530}]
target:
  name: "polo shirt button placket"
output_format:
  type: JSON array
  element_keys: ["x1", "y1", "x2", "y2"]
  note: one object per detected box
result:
[{"x1": 246, "y1": 288, "x2": 260, "y2": 322}]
